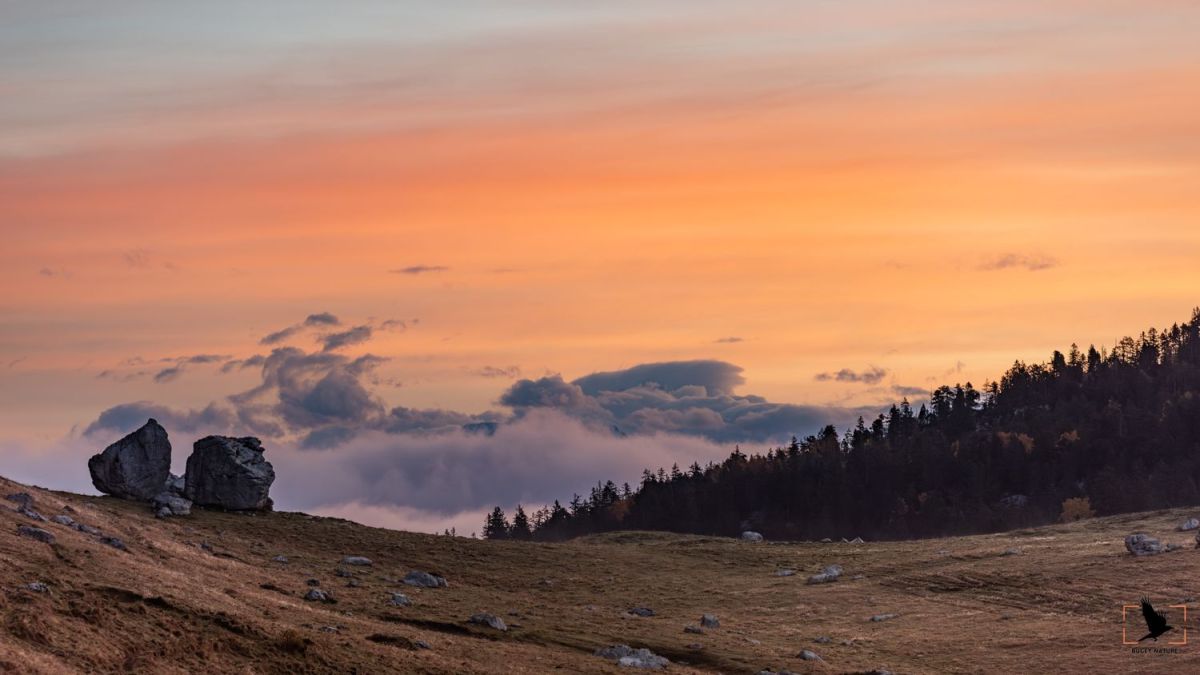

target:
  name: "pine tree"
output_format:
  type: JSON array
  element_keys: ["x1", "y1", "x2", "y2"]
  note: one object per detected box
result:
[
  {"x1": 510, "y1": 505, "x2": 532, "y2": 540},
  {"x1": 483, "y1": 506, "x2": 510, "y2": 540}
]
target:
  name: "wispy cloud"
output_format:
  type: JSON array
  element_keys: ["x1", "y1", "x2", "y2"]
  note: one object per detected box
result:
[
  {"x1": 473, "y1": 365, "x2": 522, "y2": 379},
  {"x1": 978, "y1": 253, "x2": 1058, "y2": 272},
  {"x1": 714, "y1": 336, "x2": 743, "y2": 344},
  {"x1": 390, "y1": 265, "x2": 448, "y2": 275},
  {"x1": 814, "y1": 366, "x2": 888, "y2": 385}
]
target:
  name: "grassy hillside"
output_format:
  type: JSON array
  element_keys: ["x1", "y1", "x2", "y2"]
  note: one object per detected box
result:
[{"x1": 3, "y1": 474, "x2": 1199, "y2": 674}]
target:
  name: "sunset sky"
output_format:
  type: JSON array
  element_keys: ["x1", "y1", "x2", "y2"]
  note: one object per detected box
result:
[{"x1": 3, "y1": 1, "x2": 1199, "y2": 533}]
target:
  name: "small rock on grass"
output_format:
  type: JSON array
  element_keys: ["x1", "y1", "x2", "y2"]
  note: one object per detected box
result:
[
  {"x1": 304, "y1": 588, "x2": 335, "y2": 603},
  {"x1": 402, "y1": 571, "x2": 448, "y2": 588},
  {"x1": 17, "y1": 525, "x2": 55, "y2": 544},
  {"x1": 595, "y1": 645, "x2": 669, "y2": 670},
  {"x1": 627, "y1": 607, "x2": 655, "y2": 617},
  {"x1": 798, "y1": 649, "x2": 823, "y2": 661},
  {"x1": 700, "y1": 613, "x2": 720, "y2": 628},
  {"x1": 26, "y1": 582, "x2": 49, "y2": 593},
  {"x1": 870, "y1": 613, "x2": 899, "y2": 622},
  {"x1": 467, "y1": 613, "x2": 507, "y2": 631},
  {"x1": 389, "y1": 592, "x2": 411, "y2": 607},
  {"x1": 342, "y1": 556, "x2": 373, "y2": 566}
]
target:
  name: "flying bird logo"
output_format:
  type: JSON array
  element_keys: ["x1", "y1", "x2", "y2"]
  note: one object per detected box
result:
[{"x1": 1123, "y1": 597, "x2": 1188, "y2": 646}]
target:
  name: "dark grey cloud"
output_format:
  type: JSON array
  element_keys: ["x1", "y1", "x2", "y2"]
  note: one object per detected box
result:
[
  {"x1": 574, "y1": 360, "x2": 745, "y2": 396},
  {"x1": 153, "y1": 367, "x2": 184, "y2": 383},
  {"x1": 390, "y1": 265, "x2": 448, "y2": 275},
  {"x1": 260, "y1": 312, "x2": 342, "y2": 345},
  {"x1": 814, "y1": 366, "x2": 888, "y2": 385},
  {"x1": 321, "y1": 325, "x2": 373, "y2": 352},
  {"x1": 220, "y1": 354, "x2": 267, "y2": 373},
  {"x1": 979, "y1": 253, "x2": 1058, "y2": 272},
  {"x1": 84, "y1": 401, "x2": 239, "y2": 437}
]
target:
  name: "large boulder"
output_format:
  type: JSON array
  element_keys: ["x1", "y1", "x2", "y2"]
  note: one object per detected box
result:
[
  {"x1": 88, "y1": 419, "x2": 172, "y2": 500},
  {"x1": 1125, "y1": 533, "x2": 1164, "y2": 556},
  {"x1": 184, "y1": 436, "x2": 275, "y2": 511}
]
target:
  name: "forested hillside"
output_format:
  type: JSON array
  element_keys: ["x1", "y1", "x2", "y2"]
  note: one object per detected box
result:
[{"x1": 490, "y1": 308, "x2": 1200, "y2": 541}]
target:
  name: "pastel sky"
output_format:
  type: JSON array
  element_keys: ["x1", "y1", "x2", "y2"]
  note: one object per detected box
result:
[{"x1": 2, "y1": 1, "x2": 1199, "y2": 533}]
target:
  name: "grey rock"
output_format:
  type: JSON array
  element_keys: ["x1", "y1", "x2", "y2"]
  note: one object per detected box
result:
[
  {"x1": 814, "y1": 636, "x2": 832, "y2": 644},
  {"x1": 808, "y1": 564, "x2": 843, "y2": 585},
  {"x1": 821, "y1": 537, "x2": 833, "y2": 543},
  {"x1": 346, "y1": 578, "x2": 360, "y2": 588},
  {"x1": 1002, "y1": 547, "x2": 1021, "y2": 556},
  {"x1": 88, "y1": 419, "x2": 172, "y2": 501},
  {"x1": 999, "y1": 494, "x2": 1029, "y2": 508},
  {"x1": 51, "y1": 514, "x2": 75, "y2": 526},
  {"x1": 26, "y1": 582, "x2": 49, "y2": 593},
  {"x1": 1125, "y1": 533, "x2": 1164, "y2": 556},
  {"x1": 775, "y1": 569, "x2": 796, "y2": 577},
  {"x1": 163, "y1": 473, "x2": 186, "y2": 494},
  {"x1": 5, "y1": 492, "x2": 34, "y2": 508},
  {"x1": 100, "y1": 536, "x2": 127, "y2": 551},
  {"x1": 18, "y1": 506, "x2": 46, "y2": 522},
  {"x1": 1180, "y1": 518, "x2": 1200, "y2": 532},
  {"x1": 468, "y1": 613, "x2": 507, "y2": 631},
  {"x1": 306, "y1": 578, "x2": 321, "y2": 586},
  {"x1": 389, "y1": 592, "x2": 411, "y2": 607},
  {"x1": 686, "y1": 642, "x2": 703, "y2": 650},
  {"x1": 595, "y1": 645, "x2": 669, "y2": 670},
  {"x1": 799, "y1": 649, "x2": 823, "y2": 661},
  {"x1": 342, "y1": 555, "x2": 372, "y2": 566},
  {"x1": 403, "y1": 571, "x2": 448, "y2": 588},
  {"x1": 184, "y1": 435, "x2": 275, "y2": 511},
  {"x1": 319, "y1": 625, "x2": 339, "y2": 634},
  {"x1": 304, "y1": 588, "x2": 334, "y2": 603},
  {"x1": 414, "y1": 639, "x2": 431, "y2": 650},
  {"x1": 155, "y1": 506, "x2": 172, "y2": 519},
  {"x1": 684, "y1": 626, "x2": 705, "y2": 634},
  {"x1": 700, "y1": 613, "x2": 720, "y2": 628},
  {"x1": 272, "y1": 555, "x2": 289, "y2": 563},
  {"x1": 17, "y1": 525, "x2": 56, "y2": 544},
  {"x1": 627, "y1": 607, "x2": 655, "y2": 617},
  {"x1": 870, "y1": 613, "x2": 899, "y2": 622},
  {"x1": 152, "y1": 492, "x2": 192, "y2": 517},
  {"x1": 741, "y1": 531, "x2": 764, "y2": 542},
  {"x1": 850, "y1": 536, "x2": 865, "y2": 544},
  {"x1": 73, "y1": 522, "x2": 101, "y2": 536},
  {"x1": 335, "y1": 567, "x2": 353, "y2": 578}
]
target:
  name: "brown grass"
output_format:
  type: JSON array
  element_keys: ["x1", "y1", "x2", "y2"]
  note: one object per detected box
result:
[{"x1": 2, "y1": 474, "x2": 1199, "y2": 673}]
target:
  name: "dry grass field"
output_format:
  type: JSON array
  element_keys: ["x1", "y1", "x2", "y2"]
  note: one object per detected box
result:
[{"x1": 3, "y1": 474, "x2": 1200, "y2": 674}]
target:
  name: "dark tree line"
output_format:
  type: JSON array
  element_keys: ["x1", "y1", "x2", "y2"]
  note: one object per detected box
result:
[{"x1": 485, "y1": 308, "x2": 1200, "y2": 542}]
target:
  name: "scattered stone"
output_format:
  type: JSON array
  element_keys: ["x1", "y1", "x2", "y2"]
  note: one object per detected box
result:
[
  {"x1": 1125, "y1": 533, "x2": 1164, "y2": 556},
  {"x1": 1166, "y1": 542, "x2": 1184, "y2": 552},
  {"x1": 687, "y1": 642, "x2": 703, "y2": 650},
  {"x1": 304, "y1": 588, "x2": 334, "y2": 603},
  {"x1": 627, "y1": 607, "x2": 655, "y2": 617},
  {"x1": 346, "y1": 578, "x2": 360, "y2": 588},
  {"x1": 335, "y1": 567, "x2": 353, "y2": 578},
  {"x1": 999, "y1": 494, "x2": 1029, "y2": 508},
  {"x1": 849, "y1": 536, "x2": 865, "y2": 544},
  {"x1": 700, "y1": 613, "x2": 720, "y2": 628},
  {"x1": 163, "y1": 473, "x2": 186, "y2": 495},
  {"x1": 306, "y1": 579, "x2": 321, "y2": 586},
  {"x1": 26, "y1": 582, "x2": 49, "y2": 593},
  {"x1": 414, "y1": 640, "x2": 431, "y2": 650},
  {"x1": 821, "y1": 538, "x2": 832, "y2": 543},
  {"x1": 272, "y1": 555, "x2": 289, "y2": 563},
  {"x1": 152, "y1": 492, "x2": 192, "y2": 517},
  {"x1": 17, "y1": 525, "x2": 56, "y2": 544},
  {"x1": 199, "y1": 541, "x2": 214, "y2": 553},
  {"x1": 88, "y1": 418, "x2": 173, "y2": 500},
  {"x1": 51, "y1": 515, "x2": 75, "y2": 526},
  {"x1": 73, "y1": 522, "x2": 100, "y2": 536},
  {"x1": 100, "y1": 536, "x2": 127, "y2": 551},
  {"x1": 807, "y1": 564, "x2": 843, "y2": 585},
  {"x1": 1180, "y1": 518, "x2": 1200, "y2": 532},
  {"x1": 389, "y1": 592, "x2": 411, "y2": 607},
  {"x1": 799, "y1": 649, "x2": 823, "y2": 661},
  {"x1": 402, "y1": 571, "x2": 448, "y2": 588},
  {"x1": 684, "y1": 626, "x2": 705, "y2": 635},
  {"x1": 814, "y1": 636, "x2": 832, "y2": 644},
  {"x1": 594, "y1": 645, "x2": 669, "y2": 670},
  {"x1": 184, "y1": 435, "x2": 275, "y2": 511},
  {"x1": 6, "y1": 492, "x2": 34, "y2": 508},
  {"x1": 775, "y1": 569, "x2": 796, "y2": 577},
  {"x1": 18, "y1": 506, "x2": 46, "y2": 522},
  {"x1": 342, "y1": 556, "x2": 372, "y2": 566},
  {"x1": 741, "y1": 531, "x2": 764, "y2": 542},
  {"x1": 851, "y1": 574, "x2": 866, "y2": 580},
  {"x1": 319, "y1": 625, "x2": 339, "y2": 634},
  {"x1": 1002, "y1": 548, "x2": 1021, "y2": 556},
  {"x1": 468, "y1": 613, "x2": 508, "y2": 631},
  {"x1": 870, "y1": 613, "x2": 899, "y2": 622}
]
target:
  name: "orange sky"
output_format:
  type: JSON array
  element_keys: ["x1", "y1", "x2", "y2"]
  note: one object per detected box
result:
[{"x1": 3, "y1": 0, "x2": 1200, "y2": 444}]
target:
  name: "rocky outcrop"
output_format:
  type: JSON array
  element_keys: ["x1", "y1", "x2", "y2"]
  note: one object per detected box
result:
[
  {"x1": 402, "y1": 571, "x2": 448, "y2": 588},
  {"x1": 1179, "y1": 518, "x2": 1199, "y2": 532},
  {"x1": 594, "y1": 645, "x2": 669, "y2": 670},
  {"x1": 184, "y1": 436, "x2": 275, "y2": 511},
  {"x1": 807, "y1": 564, "x2": 843, "y2": 585},
  {"x1": 467, "y1": 613, "x2": 507, "y2": 631},
  {"x1": 88, "y1": 419, "x2": 172, "y2": 501},
  {"x1": 153, "y1": 492, "x2": 192, "y2": 518},
  {"x1": 741, "y1": 531, "x2": 763, "y2": 542}
]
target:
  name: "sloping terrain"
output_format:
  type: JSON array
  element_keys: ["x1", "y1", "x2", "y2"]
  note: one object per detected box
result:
[{"x1": 2, "y1": 474, "x2": 1199, "y2": 674}]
